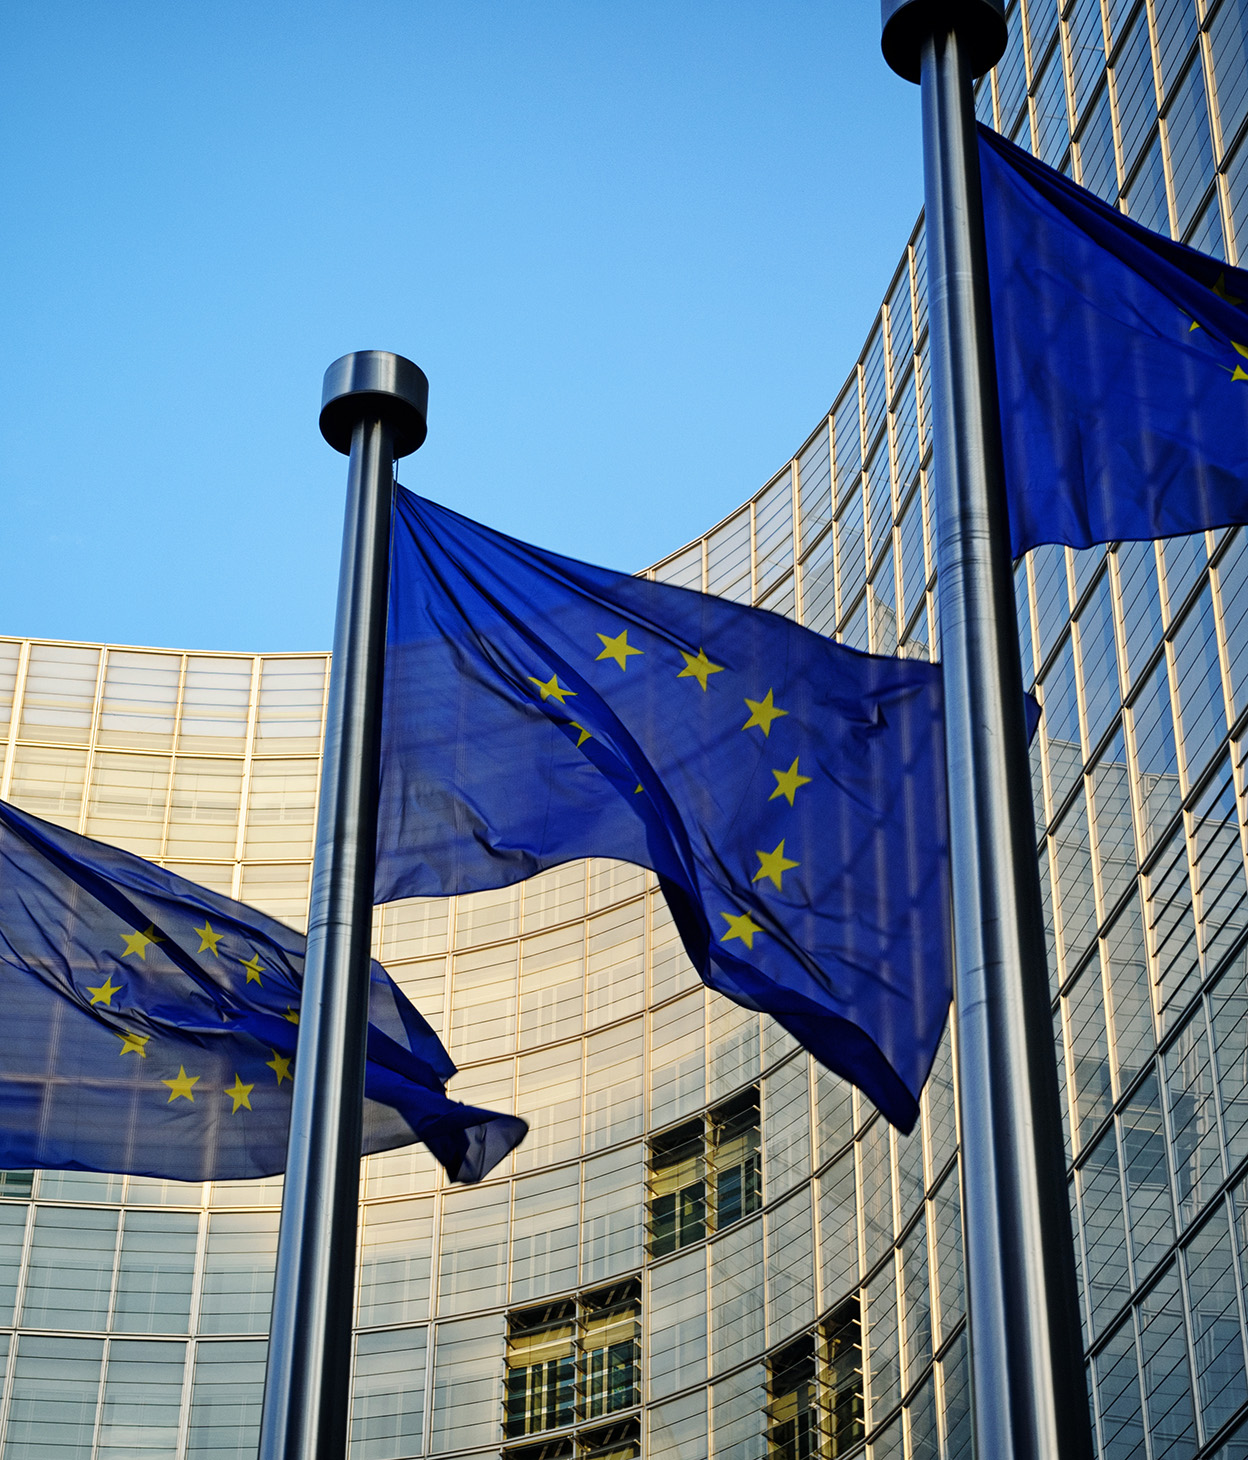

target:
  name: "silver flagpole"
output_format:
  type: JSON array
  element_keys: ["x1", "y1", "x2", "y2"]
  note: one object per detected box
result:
[
  {"x1": 258, "y1": 352, "x2": 428, "y2": 1460},
  {"x1": 879, "y1": 4, "x2": 1093, "y2": 1457}
]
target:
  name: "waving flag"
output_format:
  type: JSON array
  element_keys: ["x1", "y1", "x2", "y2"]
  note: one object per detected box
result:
[
  {"x1": 0, "y1": 797, "x2": 525, "y2": 1183},
  {"x1": 980, "y1": 123, "x2": 1248, "y2": 556},
  {"x1": 376, "y1": 487, "x2": 951, "y2": 1132}
]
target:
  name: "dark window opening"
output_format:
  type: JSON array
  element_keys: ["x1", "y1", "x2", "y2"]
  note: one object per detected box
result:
[
  {"x1": 767, "y1": 1333, "x2": 820, "y2": 1460},
  {"x1": 580, "y1": 1281, "x2": 641, "y2": 1419},
  {"x1": 578, "y1": 1416, "x2": 641, "y2": 1458},
  {"x1": 825, "y1": 1298, "x2": 865, "y2": 1454},
  {"x1": 763, "y1": 1300, "x2": 864, "y2": 1459},
  {"x1": 647, "y1": 1117, "x2": 706, "y2": 1256},
  {"x1": 646, "y1": 1088, "x2": 762, "y2": 1256},
  {"x1": 502, "y1": 1441, "x2": 573, "y2": 1460},
  {"x1": 505, "y1": 1283, "x2": 641, "y2": 1442},
  {"x1": 505, "y1": 1302, "x2": 576, "y2": 1439},
  {"x1": 712, "y1": 1088, "x2": 762, "y2": 1228}
]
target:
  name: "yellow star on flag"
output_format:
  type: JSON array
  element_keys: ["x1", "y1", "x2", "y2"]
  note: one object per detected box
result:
[
  {"x1": 121, "y1": 925, "x2": 162, "y2": 960},
  {"x1": 720, "y1": 910, "x2": 763, "y2": 950},
  {"x1": 595, "y1": 629, "x2": 643, "y2": 671},
  {"x1": 161, "y1": 1066, "x2": 199, "y2": 1102},
  {"x1": 240, "y1": 954, "x2": 264, "y2": 985},
  {"x1": 1216, "y1": 271, "x2": 1243, "y2": 306},
  {"x1": 528, "y1": 673, "x2": 576, "y2": 704},
  {"x1": 753, "y1": 839, "x2": 800, "y2": 891},
  {"x1": 266, "y1": 1050, "x2": 292, "y2": 1085},
  {"x1": 117, "y1": 1030, "x2": 150, "y2": 1058},
  {"x1": 1192, "y1": 275, "x2": 1244, "y2": 330},
  {"x1": 1232, "y1": 342, "x2": 1248, "y2": 382},
  {"x1": 284, "y1": 1006, "x2": 300, "y2": 1024},
  {"x1": 225, "y1": 1074, "x2": 254, "y2": 1113},
  {"x1": 569, "y1": 722, "x2": 592, "y2": 747},
  {"x1": 770, "y1": 757, "x2": 813, "y2": 806},
  {"x1": 87, "y1": 975, "x2": 122, "y2": 1007},
  {"x1": 742, "y1": 689, "x2": 788, "y2": 737},
  {"x1": 195, "y1": 921, "x2": 223, "y2": 956},
  {"x1": 677, "y1": 647, "x2": 724, "y2": 691}
]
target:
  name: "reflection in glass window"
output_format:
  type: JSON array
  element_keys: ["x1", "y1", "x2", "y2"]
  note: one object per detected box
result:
[
  {"x1": 358, "y1": 1198, "x2": 432, "y2": 1327},
  {"x1": 19, "y1": 644, "x2": 99, "y2": 744},
  {"x1": 9, "y1": 745, "x2": 89, "y2": 828},
  {"x1": 179, "y1": 658, "x2": 251, "y2": 752},
  {"x1": 22, "y1": 1205, "x2": 118, "y2": 1331},
  {"x1": 7, "y1": 1335, "x2": 103, "y2": 1460},
  {"x1": 114, "y1": 1210, "x2": 198, "y2": 1334},
  {"x1": 439, "y1": 1183, "x2": 509, "y2": 1316},
  {"x1": 351, "y1": 1326, "x2": 427, "y2": 1460},
  {"x1": 198, "y1": 1211, "x2": 278, "y2": 1335},
  {"x1": 99, "y1": 651, "x2": 180, "y2": 748},
  {"x1": 98, "y1": 1339, "x2": 186, "y2": 1460},
  {"x1": 256, "y1": 657, "x2": 326, "y2": 752},
  {"x1": 186, "y1": 1339, "x2": 268, "y2": 1460}
]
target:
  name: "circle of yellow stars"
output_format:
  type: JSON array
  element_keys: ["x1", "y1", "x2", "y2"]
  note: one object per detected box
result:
[
  {"x1": 521, "y1": 624, "x2": 819, "y2": 956},
  {"x1": 99, "y1": 921, "x2": 296, "y2": 1116}
]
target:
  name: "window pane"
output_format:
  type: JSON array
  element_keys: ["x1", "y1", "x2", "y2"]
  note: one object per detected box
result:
[
  {"x1": 197, "y1": 1211, "x2": 278, "y2": 1335},
  {"x1": 350, "y1": 1327, "x2": 426, "y2": 1460},
  {"x1": 6, "y1": 1335, "x2": 104, "y2": 1460},
  {"x1": 358, "y1": 1199, "x2": 432, "y2": 1327},
  {"x1": 114, "y1": 1211, "x2": 198, "y2": 1334},
  {"x1": 98, "y1": 1338, "x2": 187, "y2": 1460},
  {"x1": 186, "y1": 1340, "x2": 267, "y2": 1460},
  {"x1": 22, "y1": 1205, "x2": 118, "y2": 1330}
]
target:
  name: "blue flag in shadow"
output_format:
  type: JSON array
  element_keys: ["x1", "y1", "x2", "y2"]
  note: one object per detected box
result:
[
  {"x1": 376, "y1": 488, "x2": 951, "y2": 1132},
  {"x1": 980, "y1": 124, "x2": 1248, "y2": 556},
  {"x1": 0, "y1": 798, "x2": 526, "y2": 1183}
]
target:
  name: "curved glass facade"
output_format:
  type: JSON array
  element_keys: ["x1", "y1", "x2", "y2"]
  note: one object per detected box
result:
[{"x1": 5, "y1": 1, "x2": 1248, "y2": 1456}]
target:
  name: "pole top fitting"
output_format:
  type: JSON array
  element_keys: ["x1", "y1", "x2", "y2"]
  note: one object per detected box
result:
[
  {"x1": 319, "y1": 351, "x2": 429, "y2": 458},
  {"x1": 880, "y1": 0, "x2": 1007, "y2": 84}
]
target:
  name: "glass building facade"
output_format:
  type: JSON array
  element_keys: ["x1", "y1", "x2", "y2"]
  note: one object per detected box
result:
[{"x1": 6, "y1": 0, "x2": 1248, "y2": 1454}]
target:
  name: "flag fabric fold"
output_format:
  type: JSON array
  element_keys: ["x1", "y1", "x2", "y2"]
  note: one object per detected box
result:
[
  {"x1": 376, "y1": 487, "x2": 952, "y2": 1132},
  {"x1": 0, "y1": 798, "x2": 526, "y2": 1183},
  {"x1": 979, "y1": 123, "x2": 1248, "y2": 557}
]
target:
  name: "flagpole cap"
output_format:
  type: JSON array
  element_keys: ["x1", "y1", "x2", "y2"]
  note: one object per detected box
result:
[
  {"x1": 319, "y1": 351, "x2": 429, "y2": 458},
  {"x1": 881, "y1": 0, "x2": 1007, "y2": 83}
]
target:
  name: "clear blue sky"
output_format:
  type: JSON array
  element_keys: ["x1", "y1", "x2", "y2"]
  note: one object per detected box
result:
[{"x1": 0, "y1": 3, "x2": 922, "y2": 653}]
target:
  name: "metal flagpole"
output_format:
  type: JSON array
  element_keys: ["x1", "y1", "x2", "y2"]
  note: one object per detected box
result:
[
  {"x1": 258, "y1": 352, "x2": 428, "y2": 1460},
  {"x1": 879, "y1": 4, "x2": 1093, "y2": 1457}
]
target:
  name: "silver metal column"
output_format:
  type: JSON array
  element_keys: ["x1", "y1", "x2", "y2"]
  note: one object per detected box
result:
[
  {"x1": 258, "y1": 352, "x2": 428, "y2": 1460},
  {"x1": 880, "y1": 5, "x2": 1093, "y2": 1457}
]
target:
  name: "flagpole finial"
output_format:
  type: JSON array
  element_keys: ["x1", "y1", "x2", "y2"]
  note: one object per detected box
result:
[
  {"x1": 319, "y1": 350, "x2": 429, "y2": 458},
  {"x1": 880, "y1": 0, "x2": 1006, "y2": 83}
]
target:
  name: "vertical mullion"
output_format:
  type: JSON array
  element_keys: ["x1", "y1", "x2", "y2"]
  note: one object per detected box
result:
[
  {"x1": 0, "y1": 640, "x2": 30, "y2": 802},
  {"x1": 231, "y1": 656, "x2": 262, "y2": 900},
  {"x1": 789, "y1": 460, "x2": 803, "y2": 623},
  {"x1": 78, "y1": 645, "x2": 109, "y2": 837},
  {"x1": 90, "y1": 1333, "x2": 111, "y2": 1460},
  {"x1": 159, "y1": 654, "x2": 189, "y2": 863}
]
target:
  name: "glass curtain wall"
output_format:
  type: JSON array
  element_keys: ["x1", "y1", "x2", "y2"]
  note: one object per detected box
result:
[{"x1": 4, "y1": 1, "x2": 1248, "y2": 1456}]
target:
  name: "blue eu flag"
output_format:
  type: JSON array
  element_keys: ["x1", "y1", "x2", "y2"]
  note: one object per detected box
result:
[
  {"x1": 376, "y1": 488, "x2": 951, "y2": 1131},
  {"x1": 980, "y1": 125, "x2": 1248, "y2": 556},
  {"x1": 0, "y1": 797, "x2": 526, "y2": 1183}
]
